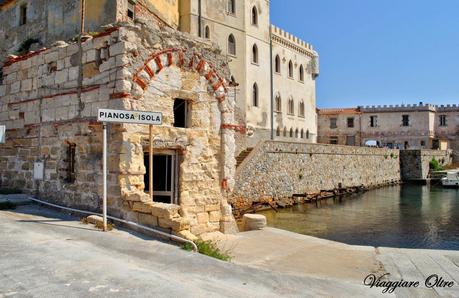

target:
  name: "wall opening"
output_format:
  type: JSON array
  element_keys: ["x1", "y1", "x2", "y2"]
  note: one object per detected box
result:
[
  {"x1": 173, "y1": 98, "x2": 191, "y2": 128},
  {"x1": 144, "y1": 150, "x2": 180, "y2": 205},
  {"x1": 65, "y1": 142, "x2": 76, "y2": 183},
  {"x1": 19, "y1": 4, "x2": 27, "y2": 26},
  {"x1": 127, "y1": 1, "x2": 135, "y2": 20}
]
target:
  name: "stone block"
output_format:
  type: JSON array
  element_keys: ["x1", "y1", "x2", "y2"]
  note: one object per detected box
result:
[
  {"x1": 69, "y1": 66, "x2": 79, "y2": 81},
  {"x1": 209, "y1": 210, "x2": 221, "y2": 222},
  {"x1": 83, "y1": 62, "x2": 100, "y2": 78},
  {"x1": 132, "y1": 202, "x2": 153, "y2": 214},
  {"x1": 205, "y1": 204, "x2": 220, "y2": 212},
  {"x1": 196, "y1": 212, "x2": 209, "y2": 224},
  {"x1": 242, "y1": 214, "x2": 267, "y2": 231},
  {"x1": 21, "y1": 79, "x2": 32, "y2": 92},
  {"x1": 55, "y1": 69, "x2": 68, "y2": 84},
  {"x1": 159, "y1": 217, "x2": 190, "y2": 232},
  {"x1": 138, "y1": 213, "x2": 158, "y2": 228},
  {"x1": 44, "y1": 51, "x2": 58, "y2": 63},
  {"x1": 151, "y1": 203, "x2": 180, "y2": 219}
]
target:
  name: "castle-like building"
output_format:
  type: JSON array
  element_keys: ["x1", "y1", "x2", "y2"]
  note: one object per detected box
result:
[
  {"x1": 318, "y1": 103, "x2": 459, "y2": 161},
  {"x1": 0, "y1": 0, "x2": 319, "y2": 153}
]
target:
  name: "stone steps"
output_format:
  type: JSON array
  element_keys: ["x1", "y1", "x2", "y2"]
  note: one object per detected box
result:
[{"x1": 236, "y1": 147, "x2": 254, "y2": 168}]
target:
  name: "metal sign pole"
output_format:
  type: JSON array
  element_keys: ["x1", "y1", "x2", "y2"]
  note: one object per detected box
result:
[
  {"x1": 149, "y1": 125, "x2": 153, "y2": 201},
  {"x1": 102, "y1": 122, "x2": 108, "y2": 231}
]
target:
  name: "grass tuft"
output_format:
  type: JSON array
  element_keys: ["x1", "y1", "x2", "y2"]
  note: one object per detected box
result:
[{"x1": 183, "y1": 240, "x2": 232, "y2": 261}]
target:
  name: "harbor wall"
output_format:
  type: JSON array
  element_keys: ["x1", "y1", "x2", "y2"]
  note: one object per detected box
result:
[
  {"x1": 400, "y1": 150, "x2": 453, "y2": 180},
  {"x1": 231, "y1": 141, "x2": 401, "y2": 209}
]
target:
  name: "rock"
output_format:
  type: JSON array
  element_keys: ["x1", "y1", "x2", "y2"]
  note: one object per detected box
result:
[
  {"x1": 242, "y1": 214, "x2": 266, "y2": 231},
  {"x1": 86, "y1": 215, "x2": 103, "y2": 225}
]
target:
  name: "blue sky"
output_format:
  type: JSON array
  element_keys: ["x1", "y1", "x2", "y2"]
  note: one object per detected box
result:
[{"x1": 270, "y1": 0, "x2": 459, "y2": 108}]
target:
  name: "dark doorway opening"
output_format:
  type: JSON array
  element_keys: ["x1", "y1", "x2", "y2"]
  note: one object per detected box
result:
[
  {"x1": 173, "y1": 99, "x2": 190, "y2": 128},
  {"x1": 144, "y1": 151, "x2": 179, "y2": 204}
]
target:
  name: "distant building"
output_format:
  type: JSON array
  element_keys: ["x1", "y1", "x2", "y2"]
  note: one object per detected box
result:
[{"x1": 318, "y1": 103, "x2": 459, "y2": 160}]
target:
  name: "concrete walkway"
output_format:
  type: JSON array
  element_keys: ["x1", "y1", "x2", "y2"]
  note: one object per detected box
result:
[
  {"x1": 0, "y1": 204, "x2": 384, "y2": 297},
  {"x1": 217, "y1": 228, "x2": 459, "y2": 297}
]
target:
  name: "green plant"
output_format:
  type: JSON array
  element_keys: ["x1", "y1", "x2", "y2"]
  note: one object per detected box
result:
[
  {"x1": 183, "y1": 240, "x2": 232, "y2": 261},
  {"x1": 17, "y1": 38, "x2": 40, "y2": 54},
  {"x1": 429, "y1": 157, "x2": 443, "y2": 171},
  {"x1": 384, "y1": 153, "x2": 388, "y2": 159}
]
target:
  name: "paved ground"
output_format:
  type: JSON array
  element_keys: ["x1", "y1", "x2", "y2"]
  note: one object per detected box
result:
[
  {"x1": 0, "y1": 204, "x2": 384, "y2": 298},
  {"x1": 218, "y1": 228, "x2": 459, "y2": 297}
]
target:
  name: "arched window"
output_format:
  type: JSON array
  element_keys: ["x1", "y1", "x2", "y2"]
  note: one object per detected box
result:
[
  {"x1": 283, "y1": 127, "x2": 287, "y2": 137},
  {"x1": 289, "y1": 128, "x2": 293, "y2": 138},
  {"x1": 228, "y1": 0, "x2": 235, "y2": 14},
  {"x1": 295, "y1": 129, "x2": 299, "y2": 138},
  {"x1": 288, "y1": 60, "x2": 293, "y2": 78},
  {"x1": 306, "y1": 129, "x2": 310, "y2": 139},
  {"x1": 251, "y1": 6, "x2": 258, "y2": 25},
  {"x1": 276, "y1": 127, "x2": 280, "y2": 136},
  {"x1": 288, "y1": 98, "x2": 294, "y2": 115},
  {"x1": 275, "y1": 94, "x2": 281, "y2": 112},
  {"x1": 205, "y1": 26, "x2": 210, "y2": 39},
  {"x1": 301, "y1": 129, "x2": 304, "y2": 138},
  {"x1": 228, "y1": 34, "x2": 236, "y2": 56},
  {"x1": 252, "y1": 83, "x2": 258, "y2": 107},
  {"x1": 299, "y1": 101, "x2": 305, "y2": 117},
  {"x1": 299, "y1": 65, "x2": 304, "y2": 82},
  {"x1": 252, "y1": 44, "x2": 258, "y2": 64},
  {"x1": 275, "y1": 55, "x2": 281, "y2": 73}
]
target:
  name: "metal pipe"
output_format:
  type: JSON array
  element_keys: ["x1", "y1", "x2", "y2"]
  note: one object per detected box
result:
[
  {"x1": 149, "y1": 125, "x2": 153, "y2": 201},
  {"x1": 103, "y1": 123, "x2": 107, "y2": 231},
  {"x1": 80, "y1": 0, "x2": 85, "y2": 34},
  {"x1": 25, "y1": 196, "x2": 198, "y2": 252}
]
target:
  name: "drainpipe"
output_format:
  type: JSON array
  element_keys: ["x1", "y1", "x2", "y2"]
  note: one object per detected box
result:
[
  {"x1": 198, "y1": 0, "x2": 202, "y2": 37},
  {"x1": 269, "y1": 25, "x2": 274, "y2": 140}
]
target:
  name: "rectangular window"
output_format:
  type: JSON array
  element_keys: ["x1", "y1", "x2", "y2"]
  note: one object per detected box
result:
[
  {"x1": 439, "y1": 115, "x2": 447, "y2": 126},
  {"x1": 346, "y1": 135, "x2": 355, "y2": 146},
  {"x1": 402, "y1": 115, "x2": 410, "y2": 126},
  {"x1": 330, "y1": 118, "x2": 337, "y2": 129},
  {"x1": 0, "y1": 70, "x2": 3, "y2": 85},
  {"x1": 370, "y1": 115, "x2": 377, "y2": 127},
  {"x1": 127, "y1": 1, "x2": 135, "y2": 20},
  {"x1": 66, "y1": 143, "x2": 76, "y2": 183},
  {"x1": 19, "y1": 4, "x2": 27, "y2": 26},
  {"x1": 173, "y1": 99, "x2": 191, "y2": 128},
  {"x1": 330, "y1": 136, "x2": 338, "y2": 144},
  {"x1": 347, "y1": 117, "x2": 354, "y2": 128},
  {"x1": 144, "y1": 152, "x2": 179, "y2": 205}
]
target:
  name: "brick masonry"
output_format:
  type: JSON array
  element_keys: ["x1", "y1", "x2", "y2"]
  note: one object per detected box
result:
[{"x1": 0, "y1": 23, "x2": 239, "y2": 240}]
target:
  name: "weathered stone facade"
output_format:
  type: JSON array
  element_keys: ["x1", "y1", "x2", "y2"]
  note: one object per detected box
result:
[
  {"x1": 318, "y1": 104, "x2": 459, "y2": 161},
  {"x1": 0, "y1": 23, "x2": 238, "y2": 239},
  {"x1": 400, "y1": 149, "x2": 453, "y2": 180},
  {"x1": 231, "y1": 140, "x2": 401, "y2": 208},
  {"x1": 180, "y1": 1, "x2": 319, "y2": 153}
]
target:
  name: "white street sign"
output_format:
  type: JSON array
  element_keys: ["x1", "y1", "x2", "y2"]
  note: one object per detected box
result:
[
  {"x1": 0, "y1": 125, "x2": 5, "y2": 143},
  {"x1": 97, "y1": 109, "x2": 162, "y2": 125}
]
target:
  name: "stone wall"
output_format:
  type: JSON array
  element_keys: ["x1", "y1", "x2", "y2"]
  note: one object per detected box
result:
[
  {"x1": 231, "y1": 141, "x2": 401, "y2": 208},
  {"x1": 0, "y1": 22, "x2": 238, "y2": 239},
  {"x1": 400, "y1": 150, "x2": 453, "y2": 180}
]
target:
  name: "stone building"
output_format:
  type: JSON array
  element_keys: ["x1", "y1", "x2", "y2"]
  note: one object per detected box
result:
[
  {"x1": 0, "y1": 0, "x2": 319, "y2": 155},
  {"x1": 318, "y1": 103, "x2": 459, "y2": 161},
  {"x1": 0, "y1": 7, "x2": 239, "y2": 239},
  {"x1": 176, "y1": 0, "x2": 320, "y2": 151},
  {"x1": 317, "y1": 108, "x2": 362, "y2": 146}
]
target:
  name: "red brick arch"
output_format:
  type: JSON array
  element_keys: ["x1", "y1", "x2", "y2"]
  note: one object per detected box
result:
[{"x1": 132, "y1": 48, "x2": 228, "y2": 102}]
